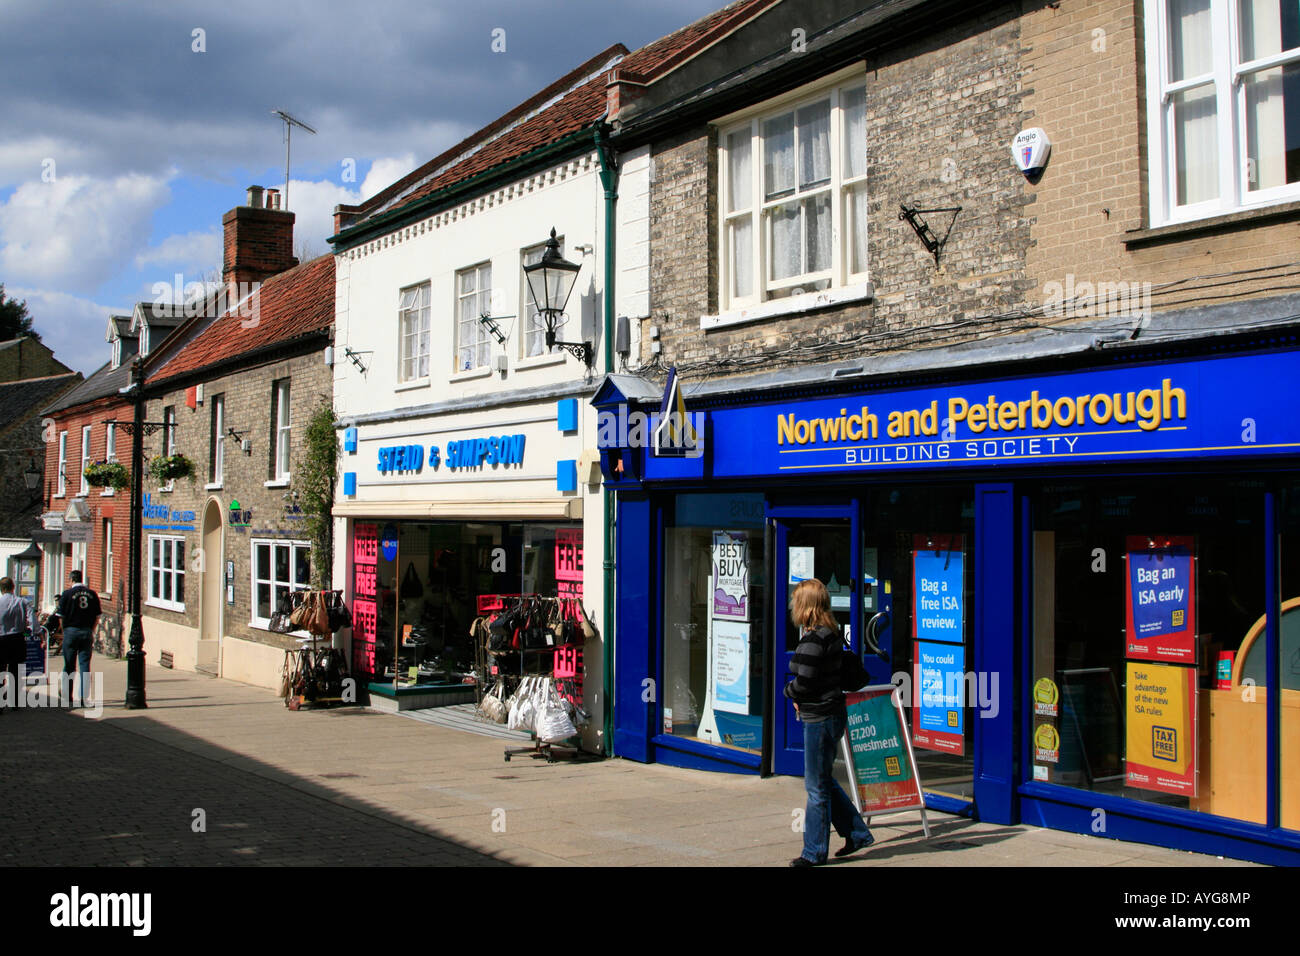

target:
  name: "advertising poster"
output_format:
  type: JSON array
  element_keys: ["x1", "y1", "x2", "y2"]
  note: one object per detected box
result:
[
  {"x1": 1125, "y1": 661, "x2": 1197, "y2": 796},
  {"x1": 843, "y1": 686, "x2": 927, "y2": 814},
  {"x1": 711, "y1": 620, "x2": 750, "y2": 715},
  {"x1": 1033, "y1": 676, "x2": 1059, "y2": 717},
  {"x1": 352, "y1": 523, "x2": 379, "y2": 679},
  {"x1": 555, "y1": 528, "x2": 583, "y2": 602},
  {"x1": 24, "y1": 631, "x2": 46, "y2": 681},
  {"x1": 788, "y1": 546, "x2": 814, "y2": 585},
  {"x1": 911, "y1": 640, "x2": 966, "y2": 755},
  {"x1": 912, "y1": 534, "x2": 964, "y2": 643},
  {"x1": 712, "y1": 531, "x2": 749, "y2": 620},
  {"x1": 1125, "y1": 535, "x2": 1195, "y2": 663}
]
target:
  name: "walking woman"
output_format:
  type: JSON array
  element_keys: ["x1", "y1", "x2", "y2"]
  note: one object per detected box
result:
[{"x1": 784, "y1": 578, "x2": 873, "y2": 866}]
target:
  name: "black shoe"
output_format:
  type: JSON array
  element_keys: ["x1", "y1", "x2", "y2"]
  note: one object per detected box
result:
[
  {"x1": 789, "y1": 856, "x2": 821, "y2": 867},
  {"x1": 835, "y1": 832, "x2": 875, "y2": 858}
]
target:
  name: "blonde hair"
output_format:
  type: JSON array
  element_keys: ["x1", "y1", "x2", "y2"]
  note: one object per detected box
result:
[{"x1": 790, "y1": 578, "x2": 839, "y2": 635}]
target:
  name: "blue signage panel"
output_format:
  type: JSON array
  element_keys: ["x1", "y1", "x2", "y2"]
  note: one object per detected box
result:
[
  {"x1": 652, "y1": 350, "x2": 1300, "y2": 480},
  {"x1": 913, "y1": 537, "x2": 964, "y2": 643},
  {"x1": 381, "y1": 524, "x2": 398, "y2": 562}
]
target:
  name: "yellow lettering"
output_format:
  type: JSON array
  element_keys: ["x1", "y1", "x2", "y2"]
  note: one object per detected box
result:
[
  {"x1": 967, "y1": 402, "x2": 988, "y2": 433},
  {"x1": 778, "y1": 413, "x2": 797, "y2": 445},
  {"x1": 1136, "y1": 389, "x2": 1160, "y2": 430},
  {"x1": 847, "y1": 415, "x2": 862, "y2": 440},
  {"x1": 998, "y1": 401, "x2": 1020, "y2": 431},
  {"x1": 1089, "y1": 392, "x2": 1113, "y2": 425},
  {"x1": 888, "y1": 410, "x2": 905, "y2": 438},
  {"x1": 1162, "y1": 379, "x2": 1186, "y2": 421}
]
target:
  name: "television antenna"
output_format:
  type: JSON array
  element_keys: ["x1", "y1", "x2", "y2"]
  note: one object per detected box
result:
[{"x1": 271, "y1": 109, "x2": 317, "y2": 211}]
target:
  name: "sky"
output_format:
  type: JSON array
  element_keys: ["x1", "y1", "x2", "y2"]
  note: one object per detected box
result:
[{"x1": 0, "y1": 0, "x2": 730, "y2": 376}]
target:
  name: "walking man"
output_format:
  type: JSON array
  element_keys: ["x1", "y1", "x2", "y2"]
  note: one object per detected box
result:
[
  {"x1": 58, "y1": 570, "x2": 101, "y2": 708},
  {"x1": 0, "y1": 577, "x2": 35, "y2": 713}
]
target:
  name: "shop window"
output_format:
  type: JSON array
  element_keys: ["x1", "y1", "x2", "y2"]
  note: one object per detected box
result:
[
  {"x1": 455, "y1": 263, "x2": 492, "y2": 371},
  {"x1": 863, "y1": 486, "x2": 976, "y2": 799},
  {"x1": 147, "y1": 535, "x2": 186, "y2": 612},
  {"x1": 398, "y1": 282, "x2": 431, "y2": 381},
  {"x1": 251, "y1": 539, "x2": 310, "y2": 629},
  {"x1": 1143, "y1": 0, "x2": 1300, "y2": 225},
  {"x1": 1031, "y1": 478, "x2": 1266, "y2": 824},
  {"x1": 1278, "y1": 483, "x2": 1300, "y2": 831},
  {"x1": 662, "y1": 494, "x2": 767, "y2": 754},
  {"x1": 717, "y1": 75, "x2": 867, "y2": 312}
]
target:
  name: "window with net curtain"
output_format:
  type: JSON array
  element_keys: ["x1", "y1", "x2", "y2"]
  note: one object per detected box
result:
[
  {"x1": 398, "y1": 282, "x2": 430, "y2": 381},
  {"x1": 456, "y1": 263, "x2": 492, "y2": 371},
  {"x1": 1147, "y1": 0, "x2": 1300, "y2": 222},
  {"x1": 720, "y1": 80, "x2": 867, "y2": 310}
]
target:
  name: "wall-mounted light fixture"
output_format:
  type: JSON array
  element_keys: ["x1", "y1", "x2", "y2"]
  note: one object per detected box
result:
[{"x1": 522, "y1": 227, "x2": 591, "y2": 366}]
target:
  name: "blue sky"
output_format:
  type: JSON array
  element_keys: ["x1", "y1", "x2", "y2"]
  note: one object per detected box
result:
[{"x1": 0, "y1": 0, "x2": 730, "y2": 375}]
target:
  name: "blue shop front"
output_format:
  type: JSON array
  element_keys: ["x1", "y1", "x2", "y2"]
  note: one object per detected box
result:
[{"x1": 594, "y1": 333, "x2": 1300, "y2": 865}]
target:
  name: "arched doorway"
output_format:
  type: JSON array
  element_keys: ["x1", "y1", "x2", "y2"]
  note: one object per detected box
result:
[{"x1": 197, "y1": 498, "x2": 224, "y2": 676}]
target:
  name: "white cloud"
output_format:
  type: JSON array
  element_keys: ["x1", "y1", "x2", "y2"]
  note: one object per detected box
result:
[
  {"x1": 9, "y1": 286, "x2": 127, "y2": 377},
  {"x1": 279, "y1": 155, "x2": 418, "y2": 260},
  {"x1": 361, "y1": 154, "x2": 417, "y2": 201},
  {"x1": 133, "y1": 228, "x2": 222, "y2": 273},
  {"x1": 0, "y1": 173, "x2": 169, "y2": 294}
]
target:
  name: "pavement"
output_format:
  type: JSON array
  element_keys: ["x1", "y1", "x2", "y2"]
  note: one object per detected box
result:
[{"x1": 0, "y1": 658, "x2": 1260, "y2": 867}]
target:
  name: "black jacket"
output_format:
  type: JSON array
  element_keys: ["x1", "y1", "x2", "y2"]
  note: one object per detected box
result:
[
  {"x1": 783, "y1": 625, "x2": 870, "y2": 719},
  {"x1": 58, "y1": 585, "x2": 102, "y2": 629}
]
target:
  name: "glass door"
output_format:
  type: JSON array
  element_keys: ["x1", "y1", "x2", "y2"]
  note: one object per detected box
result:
[{"x1": 771, "y1": 507, "x2": 858, "y2": 776}]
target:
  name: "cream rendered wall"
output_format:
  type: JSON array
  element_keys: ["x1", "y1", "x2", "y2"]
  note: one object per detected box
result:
[
  {"x1": 332, "y1": 148, "x2": 612, "y2": 753},
  {"x1": 221, "y1": 634, "x2": 287, "y2": 692}
]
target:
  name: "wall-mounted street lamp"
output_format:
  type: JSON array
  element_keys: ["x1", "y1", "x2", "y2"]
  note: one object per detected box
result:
[
  {"x1": 522, "y1": 227, "x2": 590, "y2": 366},
  {"x1": 23, "y1": 459, "x2": 40, "y2": 491}
]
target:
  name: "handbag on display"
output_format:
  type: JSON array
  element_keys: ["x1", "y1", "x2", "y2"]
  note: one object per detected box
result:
[
  {"x1": 327, "y1": 593, "x2": 352, "y2": 632},
  {"x1": 400, "y1": 563, "x2": 424, "y2": 600},
  {"x1": 308, "y1": 591, "x2": 333, "y2": 636},
  {"x1": 269, "y1": 593, "x2": 296, "y2": 634},
  {"x1": 535, "y1": 678, "x2": 578, "y2": 743},
  {"x1": 288, "y1": 592, "x2": 313, "y2": 631},
  {"x1": 479, "y1": 679, "x2": 508, "y2": 724}
]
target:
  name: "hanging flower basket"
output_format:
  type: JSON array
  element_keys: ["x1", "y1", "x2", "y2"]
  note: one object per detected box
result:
[
  {"x1": 148, "y1": 453, "x2": 196, "y2": 483},
  {"x1": 83, "y1": 460, "x2": 131, "y2": 490}
]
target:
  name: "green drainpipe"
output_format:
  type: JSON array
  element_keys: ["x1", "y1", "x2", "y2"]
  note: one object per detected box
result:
[{"x1": 595, "y1": 123, "x2": 618, "y2": 756}]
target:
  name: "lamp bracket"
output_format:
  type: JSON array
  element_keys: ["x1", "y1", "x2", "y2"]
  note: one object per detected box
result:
[{"x1": 898, "y1": 202, "x2": 962, "y2": 268}]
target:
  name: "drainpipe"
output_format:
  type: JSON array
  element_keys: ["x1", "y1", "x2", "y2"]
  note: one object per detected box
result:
[{"x1": 595, "y1": 123, "x2": 618, "y2": 756}]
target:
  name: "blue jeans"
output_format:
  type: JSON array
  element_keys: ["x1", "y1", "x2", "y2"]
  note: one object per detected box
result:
[
  {"x1": 62, "y1": 626, "x2": 93, "y2": 704},
  {"x1": 801, "y1": 711, "x2": 871, "y2": 863}
]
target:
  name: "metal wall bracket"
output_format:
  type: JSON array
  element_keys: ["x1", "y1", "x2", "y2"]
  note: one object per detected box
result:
[{"x1": 898, "y1": 202, "x2": 962, "y2": 268}]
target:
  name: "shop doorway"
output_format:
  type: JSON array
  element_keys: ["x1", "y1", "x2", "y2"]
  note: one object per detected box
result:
[
  {"x1": 771, "y1": 507, "x2": 859, "y2": 776},
  {"x1": 197, "y1": 498, "x2": 222, "y2": 676}
]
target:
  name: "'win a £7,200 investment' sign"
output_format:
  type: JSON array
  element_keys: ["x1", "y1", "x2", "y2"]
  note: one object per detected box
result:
[{"x1": 840, "y1": 685, "x2": 931, "y2": 839}]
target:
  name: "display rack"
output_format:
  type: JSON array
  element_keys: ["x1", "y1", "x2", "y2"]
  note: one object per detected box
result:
[{"x1": 475, "y1": 592, "x2": 585, "y2": 763}]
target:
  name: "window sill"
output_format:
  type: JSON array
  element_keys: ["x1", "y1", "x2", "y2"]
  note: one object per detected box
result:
[
  {"x1": 394, "y1": 377, "x2": 431, "y2": 392},
  {"x1": 99, "y1": 489, "x2": 115, "y2": 497},
  {"x1": 702, "y1": 281, "x2": 874, "y2": 331},
  {"x1": 449, "y1": 366, "x2": 493, "y2": 383},
  {"x1": 264, "y1": 478, "x2": 291, "y2": 489},
  {"x1": 515, "y1": 352, "x2": 568, "y2": 371},
  {"x1": 145, "y1": 599, "x2": 185, "y2": 614},
  {"x1": 204, "y1": 482, "x2": 223, "y2": 492},
  {"x1": 1125, "y1": 200, "x2": 1300, "y2": 249}
]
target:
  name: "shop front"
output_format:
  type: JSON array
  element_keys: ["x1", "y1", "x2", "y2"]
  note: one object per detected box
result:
[
  {"x1": 333, "y1": 398, "x2": 605, "y2": 750},
  {"x1": 595, "y1": 339, "x2": 1300, "y2": 864}
]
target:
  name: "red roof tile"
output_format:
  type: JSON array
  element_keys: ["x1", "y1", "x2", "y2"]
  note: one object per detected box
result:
[
  {"x1": 147, "y1": 255, "x2": 335, "y2": 384},
  {"x1": 343, "y1": 1, "x2": 779, "y2": 236}
]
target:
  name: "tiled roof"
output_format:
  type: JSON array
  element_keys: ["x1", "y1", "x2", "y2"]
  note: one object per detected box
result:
[
  {"x1": 353, "y1": 44, "x2": 629, "y2": 224},
  {"x1": 3, "y1": 373, "x2": 82, "y2": 424},
  {"x1": 147, "y1": 254, "x2": 335, "y2": 385},
  {"x1": 40, "y1": 362, "x2": 128, "y2": 416},
  {"x1": 343, "y1": 1, "x2": 778, "y2": 237},
  {"x1": 616, "y1": 0, "x2": 780, "y2": 79}
]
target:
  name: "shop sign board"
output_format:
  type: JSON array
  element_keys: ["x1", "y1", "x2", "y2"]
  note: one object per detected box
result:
[
  {"x1": 60, "y1": 522, "x2": 93, "y2": 544},
  {"x1": 25, "y1": 630, "x2": 46, "y2": 681},
  {"x1": 911, "y1": 640, "x2": 966, "y2": 755},
  {"x1": 620, "y1": 350, "x2": 1300, "y2": 480},
  {"x1": 841, "y1": 685, "x2": 929, "y2": 822},
  {"x1": 1125, "y1": 661, "x2": 1197, "y2": 796},
  {"x1": 711, "y1": 620, "x2": 750, "y2": 715},
  {"x1": 912, "y1": 534, "x2": 964, "y2": 643},
  {"x1": 1124, "y1": 535, "x2": 1196, "y2": 664},
  {"x1": 711, "y1": 531, "x2": 748, "y2": 621}
]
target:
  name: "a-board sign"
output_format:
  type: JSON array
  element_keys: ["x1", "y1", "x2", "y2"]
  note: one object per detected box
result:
[{"x1": 841, "y1": 685, "x2": 928, "y2": 826}]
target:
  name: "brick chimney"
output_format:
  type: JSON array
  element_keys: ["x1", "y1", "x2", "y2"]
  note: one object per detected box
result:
[{"x1": 222, "y1": 185, "x2": 298, "y2": 290}]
